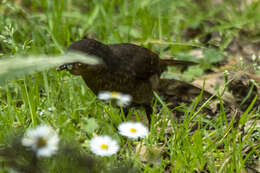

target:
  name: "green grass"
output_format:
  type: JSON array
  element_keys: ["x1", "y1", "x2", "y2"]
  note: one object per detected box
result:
[{"x1": 0, "y1": 0, "x2": 259, "y2": 172}]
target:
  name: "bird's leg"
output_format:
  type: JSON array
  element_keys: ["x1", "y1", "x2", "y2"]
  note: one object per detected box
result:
[
  {"x1": 121, "y1": 107, "x2": 130, "y2": 121},
  {"x1": 144, "y1": 105, "x2": 153, "y2": 129}
]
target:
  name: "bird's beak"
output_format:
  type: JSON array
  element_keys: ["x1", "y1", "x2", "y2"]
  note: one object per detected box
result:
[
  {"x1": 56, "y1": 63, "x2": 74, "y2": 71},
  {"x1": 56, "y1": 64, "x2": 67, "y2": 71}
]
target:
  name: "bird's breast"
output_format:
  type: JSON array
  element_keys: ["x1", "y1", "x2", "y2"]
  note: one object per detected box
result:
[{"x1": 81, "y1": 70, "x2": 153, "y2": 104}]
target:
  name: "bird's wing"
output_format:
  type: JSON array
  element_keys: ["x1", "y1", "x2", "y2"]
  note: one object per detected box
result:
[{"x1": 109, "y1": 43, "x2": 161, "y2": 79}]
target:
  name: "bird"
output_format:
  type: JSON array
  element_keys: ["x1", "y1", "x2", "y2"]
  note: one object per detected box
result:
[{"x1": 57, "y1": 38, "x2": 197, "y2": 127}]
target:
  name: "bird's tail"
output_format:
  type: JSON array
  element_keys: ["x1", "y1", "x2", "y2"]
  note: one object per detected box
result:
[{"x1": 160, "y1": 59, "x2": 198, "y2": 67}]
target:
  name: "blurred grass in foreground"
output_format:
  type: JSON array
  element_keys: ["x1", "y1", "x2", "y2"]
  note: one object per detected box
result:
[{"x1": 0, "y1": 0, "x2": 259, "y2": 172}]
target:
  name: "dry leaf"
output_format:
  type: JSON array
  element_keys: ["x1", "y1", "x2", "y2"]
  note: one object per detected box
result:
[{"x1": 135, "y1": 142, "x2": 164, "y2": 164}]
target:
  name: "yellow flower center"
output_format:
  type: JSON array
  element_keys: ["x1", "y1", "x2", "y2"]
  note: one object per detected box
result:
[
  {"x1": 100, "y1": 144, "x2": 109, "y2": 150},
  {"x1": 36, "y1": 137, "x2": 47, "y2": 148},
  {"x1": 130, "y1": 128, "x2": 137, "y2": 133},
  {"x1": 111, "y1": 91, "x2": 119, "y2": 99}
]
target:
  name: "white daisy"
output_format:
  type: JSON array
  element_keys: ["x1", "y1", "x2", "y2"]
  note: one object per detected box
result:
[
  {"x1": 90, "y1": 135, "x2": 119, "y2": 156},
  {"x1": 97, "y1": 91, "x2": 132, "y2": 107},
  {"x1": 118, "y1": 122, "x2": 148, "y2": 139},
  {"x1": 22, "y1": 125, "x2": 59, "y2": 157}
]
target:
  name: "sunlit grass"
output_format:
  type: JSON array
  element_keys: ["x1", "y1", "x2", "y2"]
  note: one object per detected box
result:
[{"x1": 0, "y1": 0, "x2": 259, "y2": 172}]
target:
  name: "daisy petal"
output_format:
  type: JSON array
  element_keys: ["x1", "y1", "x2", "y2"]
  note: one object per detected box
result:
[
  {"x1": 22, "y1": 125, "x2": 59, "y2": 157},
  {"x1": 118, "y1": 122, "x2": 148, "y2": 139},
  {"x1": 90, "y1": 135, "x2": 119, "y2": 156}
]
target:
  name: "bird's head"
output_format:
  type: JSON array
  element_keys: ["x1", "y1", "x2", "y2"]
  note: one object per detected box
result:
[
  {"x1": 57, "y1": 38, "x2": 110, "y2": 74},
  {"x1": 57, "y1": 62, "x2": 90, "y2": 75},
  {"x1": 67, "y1": 38, "x2": 111, "y2": 59}
]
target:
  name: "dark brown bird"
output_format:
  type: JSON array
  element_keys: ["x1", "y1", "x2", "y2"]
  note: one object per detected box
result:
[{"x1": 58, "y1": 38, "x2": 197, "y2": 126}]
